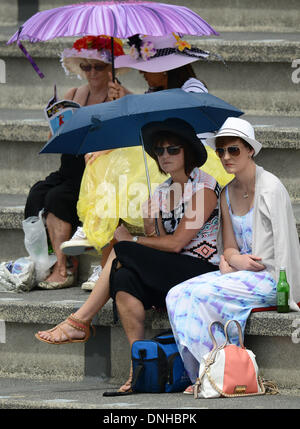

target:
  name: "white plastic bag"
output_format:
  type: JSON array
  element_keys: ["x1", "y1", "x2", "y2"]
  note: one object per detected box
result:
[
  {"x1": 0, "y1": 257, "x2": 36, "y2": 292},
  {"x1": 22, "y1": 209, "x2": 56, "y2": 282}
]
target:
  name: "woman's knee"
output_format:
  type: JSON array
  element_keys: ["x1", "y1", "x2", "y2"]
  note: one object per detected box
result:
[
  {"x1": 166, "y1": 283, "x2": 185, "y2": 304},
  {"x1": 45, "y1": 211, "x2": 59, "y2": 227},
  {"x1": 116, "y1": 290, "x2": 144, "y2": 308},
  {"x1": 115, "y1": 291, "x2": 145, "y2": 323},
  {"x1": 115, "y1": 290, "x2": 132, "y2": 306},
  {"x1": 46, "y1": 212, "x2": 72, "y2": 233}
]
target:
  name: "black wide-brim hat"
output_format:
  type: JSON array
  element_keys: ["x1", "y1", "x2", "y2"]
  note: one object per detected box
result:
[{"x1": 142, "y1": 118, "x2": 207, "y2": 168}]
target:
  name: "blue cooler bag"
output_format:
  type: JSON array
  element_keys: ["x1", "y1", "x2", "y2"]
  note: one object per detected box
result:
[{"x1": 131, "y1": 330, "x2": 191, "y2": 393}]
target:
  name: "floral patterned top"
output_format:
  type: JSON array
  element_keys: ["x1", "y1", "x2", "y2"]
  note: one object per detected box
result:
[{"x1": 153, "y1": 167, "x2": 220, "y2": 265}]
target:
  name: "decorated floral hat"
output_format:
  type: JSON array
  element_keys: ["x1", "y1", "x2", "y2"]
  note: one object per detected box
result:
[
  {"x1": 61, "y1": 35, "x2": 125, "y2": 78},
  {"x1": 114, "y1": 33, "x2": 214, "y2": 73}
]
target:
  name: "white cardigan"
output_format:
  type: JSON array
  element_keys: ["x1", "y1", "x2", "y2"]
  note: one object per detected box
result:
[{"x1": 217, "y1": 165, "x2": 300, "y2": 312}]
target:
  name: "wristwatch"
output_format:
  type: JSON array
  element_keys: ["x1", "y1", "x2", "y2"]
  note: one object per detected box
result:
[{"x1": 132, "y1": 236, "x2": 139, "y2": 242}]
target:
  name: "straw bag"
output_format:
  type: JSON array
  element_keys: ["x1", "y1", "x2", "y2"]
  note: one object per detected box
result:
[{"x1": 194, "y1": 320, "x2": 265, "y2": 399}]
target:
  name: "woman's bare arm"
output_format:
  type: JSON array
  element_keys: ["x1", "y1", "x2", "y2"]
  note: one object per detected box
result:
[{"x1": 115, "y1": 188, "x2": 217, "y2": 253}]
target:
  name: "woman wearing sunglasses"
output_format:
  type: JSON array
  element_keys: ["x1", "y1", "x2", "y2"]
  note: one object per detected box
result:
[
  {"x1": 35, "y1": 117, "x2": 222, "y2": 392},
  {"x1": 166, "y1": 117, "x2": 300, "y2": 389},
  {"x1": 24, "y1": 36, "x2": 125, "y2": 289}
]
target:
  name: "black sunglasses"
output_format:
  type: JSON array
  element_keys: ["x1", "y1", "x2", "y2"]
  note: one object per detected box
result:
[
  {"x1": 79, "y1": 63, "x2": 108, "y2": 72},
  {"x1": 215, "y1": 146, "x2": 241, "y2": 158},
  {"x1": 153, "y1": 146, "x2": 182, "y2": 157}
]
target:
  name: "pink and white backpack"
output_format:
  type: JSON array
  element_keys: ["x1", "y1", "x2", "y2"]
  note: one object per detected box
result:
[{"x1": 194, "y1": 320, "x2": 265, "y2": 398}]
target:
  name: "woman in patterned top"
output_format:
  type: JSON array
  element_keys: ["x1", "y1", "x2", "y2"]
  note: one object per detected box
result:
[
  {"x1": 157, "y1": 168, "x2": 220, "y2": 264},
  {"x1": 35, "y1": 117, "x2": 221, "y2": 393},
  {"x1": 107, "y1": 117, "x2": 220, "y2": 392}
]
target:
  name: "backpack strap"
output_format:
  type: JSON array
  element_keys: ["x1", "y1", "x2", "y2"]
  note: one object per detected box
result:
[
  {"x1": 131, "y1": 363, "x2": 145, "y2": 389},
  {"x1": 153, "y1": 329, "x2": 173, "y2": 338},
  {"x1": 152, "y1": 329, "x2": 175, "y2": 345}
]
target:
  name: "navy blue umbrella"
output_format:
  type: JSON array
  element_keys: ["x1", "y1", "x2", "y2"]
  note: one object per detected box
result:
[
  {"x1": 40, "y1": 88, "x2": 243, "y2": 155},
  {"x1": 40, "y1": 88, "x2": 243, "y2": 235}
]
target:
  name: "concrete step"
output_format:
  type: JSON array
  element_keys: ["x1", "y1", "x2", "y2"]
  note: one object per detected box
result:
[
  {"x1": 1, "y1": 377, "x2": 300, "y2": 410},
  {"x1": 36, "y1": 0, "x2": 300, "y2": 33},
  {"x1": 0, "y1": 111, "x2": 299, "y2": 199},
  {"x1": 4, "y1": 0, "x2": 299, "y2": 33},
  {"x1": 3, "y1": 0, "x2": 299, "y2": 32},
  {"x1": 0, "y1": 286, "x2": 300, "y2": 389},
  {"x1": 1, "y1": 30, "x2": 300, "y2": 115},
  {"x1": 0, "y1": 1, "x2": 18, "y2": 27}
]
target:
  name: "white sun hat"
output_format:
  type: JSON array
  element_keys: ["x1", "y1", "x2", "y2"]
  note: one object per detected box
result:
[{"x1": 206, "y1": 117, "x2": 262, "y2": 156}]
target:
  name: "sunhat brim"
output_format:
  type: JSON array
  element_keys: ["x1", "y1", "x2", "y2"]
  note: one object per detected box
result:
[
  {"x1": 206, "y1": 129, "x2": 262, "y2": 156},
  {"x1": 142, "y1": 119, "x2": 207, "y2": 168},
  {"x1": 61, "y1": 48, "x2": 114, "y2": 78},
  {"x1": 114, "y1": 52, "x2": 199, "y2": 73}
]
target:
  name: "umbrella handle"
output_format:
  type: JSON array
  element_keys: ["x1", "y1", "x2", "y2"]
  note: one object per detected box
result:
[
  {"x1": 140, "y1": 130, "x2": 160, "y2": 237},
  {"x1": 17, "y1": 41, "x2": 45, "y2": 79},
  {"x1": 111, "y1": 37, "x2": 116, "y2": 82}
]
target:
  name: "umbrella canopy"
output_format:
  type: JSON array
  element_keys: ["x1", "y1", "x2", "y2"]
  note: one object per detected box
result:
[
  {"x1": 7, "y1": 2, "x2": 218, "y2": 43},
  {"x1": 7, "y1": 2, "x2": 218, "y2": 79},
  {"x1": 40, "y1": 88, "x2": 243, "y2": 155}
]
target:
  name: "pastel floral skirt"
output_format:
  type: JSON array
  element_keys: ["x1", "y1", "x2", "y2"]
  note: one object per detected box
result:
[{"x1": 166, "y1": 269, "x2": 276, "y2": 383}]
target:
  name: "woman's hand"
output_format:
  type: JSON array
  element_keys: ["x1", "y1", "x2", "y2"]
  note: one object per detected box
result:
[
  {"x1": 84, "y1": 150, "x2": 113, "y2": 165},
  {"x1": 142, "y1": 198, "x2": 159, "y2": 236},
  {"x1": 84, "y1": 151, "x2": 104, "y2": 165},
  {"x1": 229, "y1": 254, "x2": 266, "y2": 272},
  {"x1": 219, "y1": 255, "x2": 237, "y2": 274},
  {"x1": 107, "y1": 72, "x2": 131, "y2": 101},
  {"x1": 114, "y1": 224, "x2": 133, "y2": 242}
]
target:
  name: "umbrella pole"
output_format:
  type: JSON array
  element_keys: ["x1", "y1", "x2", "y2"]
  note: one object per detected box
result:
[
  {"x1": 111, "y1": 36, "x2": 116, "y2": 82},
  {"x1": 140, "y1": 130, "x2": 160, "y2": 236}
]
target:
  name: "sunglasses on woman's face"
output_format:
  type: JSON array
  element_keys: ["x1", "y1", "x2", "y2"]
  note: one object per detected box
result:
[
  {"x1": 153, "y1": 146, "x2": 182, "y2": 157},
  {"x1": 79, "y1": 63, "x2": 108, "y2": 72},
  {"x1": 215, "y1": 146, "x2": 241, "y2": 158}
]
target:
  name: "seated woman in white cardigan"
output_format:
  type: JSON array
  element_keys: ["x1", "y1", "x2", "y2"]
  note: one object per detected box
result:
[{"x1": 166, "y1": 117, "x2": 300, "y2": 387}]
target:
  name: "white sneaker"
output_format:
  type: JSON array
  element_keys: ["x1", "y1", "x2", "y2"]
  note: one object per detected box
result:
[
  {"x1": 81, "y1": 265, "x2": 102, "y2": 291},
  {"x1": 60, "y1": 227, "x2": 93, "y2": 255}
]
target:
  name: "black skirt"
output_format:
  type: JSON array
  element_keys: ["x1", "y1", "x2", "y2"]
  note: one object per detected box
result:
[
  {"x1": 110, "y1": 241, "x2": 218, "y2": 313},
  {"x1": 24, "y1": 155, "x2": 85, "y2": 228}
]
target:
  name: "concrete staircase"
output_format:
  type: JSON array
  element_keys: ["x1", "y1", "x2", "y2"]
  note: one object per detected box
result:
[{"x1": 0, "y1": 0, "x2": 300, "y2": 400}]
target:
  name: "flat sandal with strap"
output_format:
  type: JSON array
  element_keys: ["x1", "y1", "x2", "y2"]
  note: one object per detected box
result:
[
  {"x1": 35, "y1": 313, "x2": 95, "y2": 345},
  {"x1": 103, "y1": 363, "x2": 134, "y2": 397}
]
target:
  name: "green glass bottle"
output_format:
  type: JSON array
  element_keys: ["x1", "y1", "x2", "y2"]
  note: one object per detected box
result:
[{"x1": 276, "y1": 268, "x2": 290, "y2": 313}]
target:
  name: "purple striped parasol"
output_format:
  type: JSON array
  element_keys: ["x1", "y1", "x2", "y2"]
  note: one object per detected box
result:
[
  {"x1": 7, "y1": 1, "x2": 218, "y2": 78},
  {"x1": 8, "y1": 1, "x2": 218, "y2": 43}
]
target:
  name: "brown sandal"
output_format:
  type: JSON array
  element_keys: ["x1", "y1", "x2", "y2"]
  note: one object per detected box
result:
[{"x1": 35, "y1": 313, "x2": 95, "y2": 345}]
